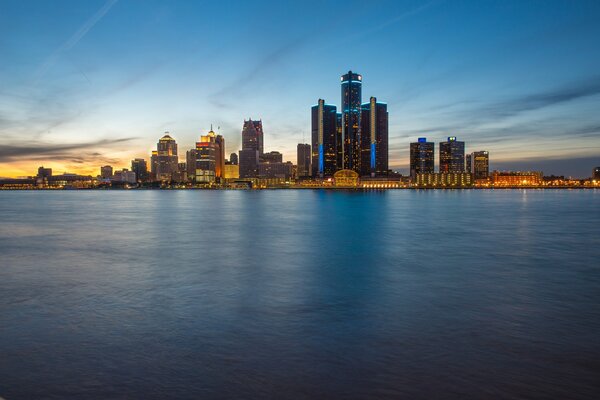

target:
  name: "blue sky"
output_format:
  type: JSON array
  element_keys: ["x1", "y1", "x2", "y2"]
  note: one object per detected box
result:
[{"x1": 1, "y1": 0, "x2": 599, "y2": 177}]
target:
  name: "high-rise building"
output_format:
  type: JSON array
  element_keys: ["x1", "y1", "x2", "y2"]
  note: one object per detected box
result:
[
  {"x1": 593, "y1": 167, "x2": 600, "y2": 180},
  {"x1": 336, "y1": 112, "x2": 343, "y2": 169},
  {"x1": 131, "y1": 159, "x2": 148, "y2": 182},
  {"x1": 239, "y1": 149, "x2": 259, "y2": 178},
  {"x1": 230, "y1": 152, "x2": 238, "y2": 165},
  {"x1": 467, "y1": 151, "x2": 490, "y2": 180},
  {"x1": 194, "y1": 128, "x2": 225, "y2": 184},
  {"x1": 360, "y1": 97, "x2": 388, "y2": 176},
  {"x1": 410, "y1": 138, "x2": 435, "y2": 178},
  {"x1": 341, "y1": 71, "x2": 362, "y2": 173},
  {"x1": 259, "y1": 161, "x2": 294, "y2": 179},
  {"x1": 440, "y1": 137, "x2": 465, "y2": 173},
  {"x1": 297, "y1": 143, "x2": 311, "y2": 178},
  {"x1": 311, "y1": 99, "x2": 338, "y2": 177},
  {"x1": 154, "y1": 133, "x2": 179, "y2": 181},
  {"x1": 242, "y1": 119, "x2": 264, "y2": 155},
  {"x1": 186, "y1": 149, "x2": 197, "y2": 181}
]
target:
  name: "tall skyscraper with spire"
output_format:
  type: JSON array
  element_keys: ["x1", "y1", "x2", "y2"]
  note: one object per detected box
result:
[{"x1": 341, "y1": 71, "x2": 362, "y2": 173}]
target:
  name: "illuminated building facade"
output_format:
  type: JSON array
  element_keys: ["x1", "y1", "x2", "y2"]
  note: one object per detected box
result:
[
  {"x1": 413, "y1": 172, "x2": 473, "y2": 187},
  {"x1": 409, "y1": 138, "x2": 435, "y2": 178},
  {"x1": 194, "y1": 128, "x2": 225, "y2": 184},
  {"x1": 333, "y1": 169, "x2": 360, "y2": 187},
  {"x1": 154, "y1": 133, "x2": 179, "y2": 181},
  {"x1": 131, "y1": 159, "x2": 148, "y2": 182},
  {"x1": 224, "y1": 164, "x2": 239, "y2": 179},
  {"x1": 341, "y1": 71, "x2": 362, "y2": 173},
  {"x1": 491, "y1": 171, "x2": 543, "y2": 186},
  {"x1": 311, "y1": 99, "x2": 338, "y2": 177},
  {"x1": 360, "y1": 97, "x2": 388, "y2": 176},
  {"x1": 297, "y1": 143, "x2": 311, "y2": 178},
  {"x1": 440, "y1": 137, "x2": 465, "y2": 173}
]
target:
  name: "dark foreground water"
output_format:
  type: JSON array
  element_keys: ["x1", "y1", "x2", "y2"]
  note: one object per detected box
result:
[{"x1": 0, "y1": 190, "x2": 599, "y2": 399}]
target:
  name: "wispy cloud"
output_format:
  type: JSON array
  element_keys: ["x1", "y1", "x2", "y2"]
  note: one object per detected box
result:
[
  {"x1": 0, "y1": 137, "x2": 136, "y2": 162},
  {"x1": 33, "y1": 0, "x2": 118, "y2": 82}
]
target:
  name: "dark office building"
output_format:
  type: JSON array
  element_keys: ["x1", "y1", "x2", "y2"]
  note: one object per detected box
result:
[
  {"x1": 468, "y1": 151, "x2": 490, "y2": 180},
  {"x1": 242, "y1": 119, "x2": 264, "y2": 155},
  {"x1": 410, "y1": 138, "x2": 435, "y2": 178},
  {"x1": 239, "y1": 149, "x2": 259, "y2": 178},
  {"x1": 131, "y1": 158, "x2": 148, "y2": 182},
  {"x1": 440, "y1": 137, "x2": 465, "y2": 173},
  {"x1": 336, "y1": 112, "x2": 343, "y2": 169},
  {"x1": 311, "y1": 99, "x2": 338, "y2": 177},
  {"x1": 341, "y1": 71, "x2": 362, "y2": 173},
  {"x1": 360, "y1": 97, "x2": 388, "y2": 176},
  {"x1": 37, "y1": 166, "x2": 52, "y2": 179},
  {"x1": 230, "y1": 152, "x2": 238, "y2": 165},
  {"x1": 593, "y1": 167, "x2": 600, "y2": 180},
  {"x1": 261, "y1": 151, "x2": 283, "y2": 164},
  {"x1": 297, "y1": 143, "x2": 311, "y2": 178}
]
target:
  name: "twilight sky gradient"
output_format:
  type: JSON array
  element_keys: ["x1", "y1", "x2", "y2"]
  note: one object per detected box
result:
[{"x1": 1, "y1": 0, "x2": 600, "y2": 177}]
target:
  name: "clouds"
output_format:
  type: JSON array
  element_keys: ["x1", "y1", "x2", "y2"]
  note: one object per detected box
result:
[{"x1": 0, "y1": 137, "x2": 136, "y2": 163}]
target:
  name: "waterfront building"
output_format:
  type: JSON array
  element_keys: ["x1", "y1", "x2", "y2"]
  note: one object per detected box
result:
[
  {"x1": 154, "y1": 133, "x2": 179, "y2": 181},
  {"x1": 465, "y1": 154, "x2": 472, "y2": 174},
  {"x1": 341, "y1": 71, "x2": 362, "y2": 173},
  {"x1": 100, "y1": 165, "x2": 113, "y2": 179},
  {"x1": 131, "y1": 159, "x2": 148, "y2": 182},
  {"x1": 593, "y1": 167, "x2": 600, "y2": 180},
  {"x1": 186, "y1": 149, "x2": 197, "y2": 181},
  {"x1": 409, "y1": 138, "x2": 435, "y2": 178},
  {"x1": 311, "y1": 99, "x2": 338, "y2": 177},
  {"x1": 150, "y1": 151, "x2": 158, "y2": 179},
  {"x1": 37, "y1": 166, "x2": 52, "y2": 179},
  {"x1": 360, "y1": 97, "x2": 388, "y2": 176},
  {"x1": 113, "y1": 169, "x2": 136, "y2": 184},
  {"x1": 440, "y1": 137, "x2": 465, "y2": 173},
  {"x1": 413, "y1": 172, "x2": 473, "y2": 187},
  {"x1": 468, "y1": 151, "x2": 490, "y2": 180},
  {"x1": 259, "y1": 161, "x2": 294, "y2": 179},
  {"x1": 297, "y1": 143, "x2": 311, "y2": 178},
  {"x1": 491, "y1": 171, "x2": 543, "y2": 186},
  {"x1": 242, "y1": 119, "x2": 264, "y2": 155},
  {"x1": 194, "y1": 128, "x2": 225, "y2": 184},
  {"x1": 230, "y1": 152, "x2": 238, "y2": 165},
  {"x1": 224, "y1": 164, "x2": 240, "y2": 179},
  {"x1": 239, "y1": 149, "x2": 259, "y2": 178},
  {"x1": 333, "y1": 169, "x2": 360, "y2": 187}
]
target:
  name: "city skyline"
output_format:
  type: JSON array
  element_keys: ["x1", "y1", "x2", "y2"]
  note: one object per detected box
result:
[{"x1": 1, "y1": 0, "x2": 600, "y2": 178}]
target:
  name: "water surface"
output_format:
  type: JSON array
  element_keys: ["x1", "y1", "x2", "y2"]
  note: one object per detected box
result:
[{"x1": 1, "y1": 190, "x2": 599, "y2": 399}]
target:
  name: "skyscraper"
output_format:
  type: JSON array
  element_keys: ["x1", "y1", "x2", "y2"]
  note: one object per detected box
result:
[
  {"x1": 468, "y1": 151, "x2": 490, "y2": 180},
  {"x1": 341, "y1": 71, "x2": 362, "y2": 173},
  {"x1": 440, "y1": 137, "x2": 465, "y2": 173},
  {"x1": 360, "y1": 97, "x2": 388, "y2": 176},
  {"x1": 297, "y1": 143, "x2": 311, "y2": 178},
  {"x1": 242, "y1": 119, "x2": 264, "y2": 155},
  {"x1": 155, "y1": 133, "x2": 179, "y2": 181},
  {"x1": 131, "y1": 158, "x2": 148, "y2": 182},
  {"x1": 239, "y1": 149, "x2": 259, "y2": 178},
  {"x1": 410, "y1": 138, "x2": 435, "y2": 178},
  {"x1": 194, "y1": 128, "x2": 224, "y2": 183},
  {"x1": 311, "y1": 99, "x2": 338, "y2": 177},
  {"x1": 230, "y1": 152, "x2": 238, "y2": 165}
]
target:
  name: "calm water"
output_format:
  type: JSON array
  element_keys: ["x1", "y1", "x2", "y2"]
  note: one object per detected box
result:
[{"x1": 0, "y1": 190, "x2": 599, "y2": 399}]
